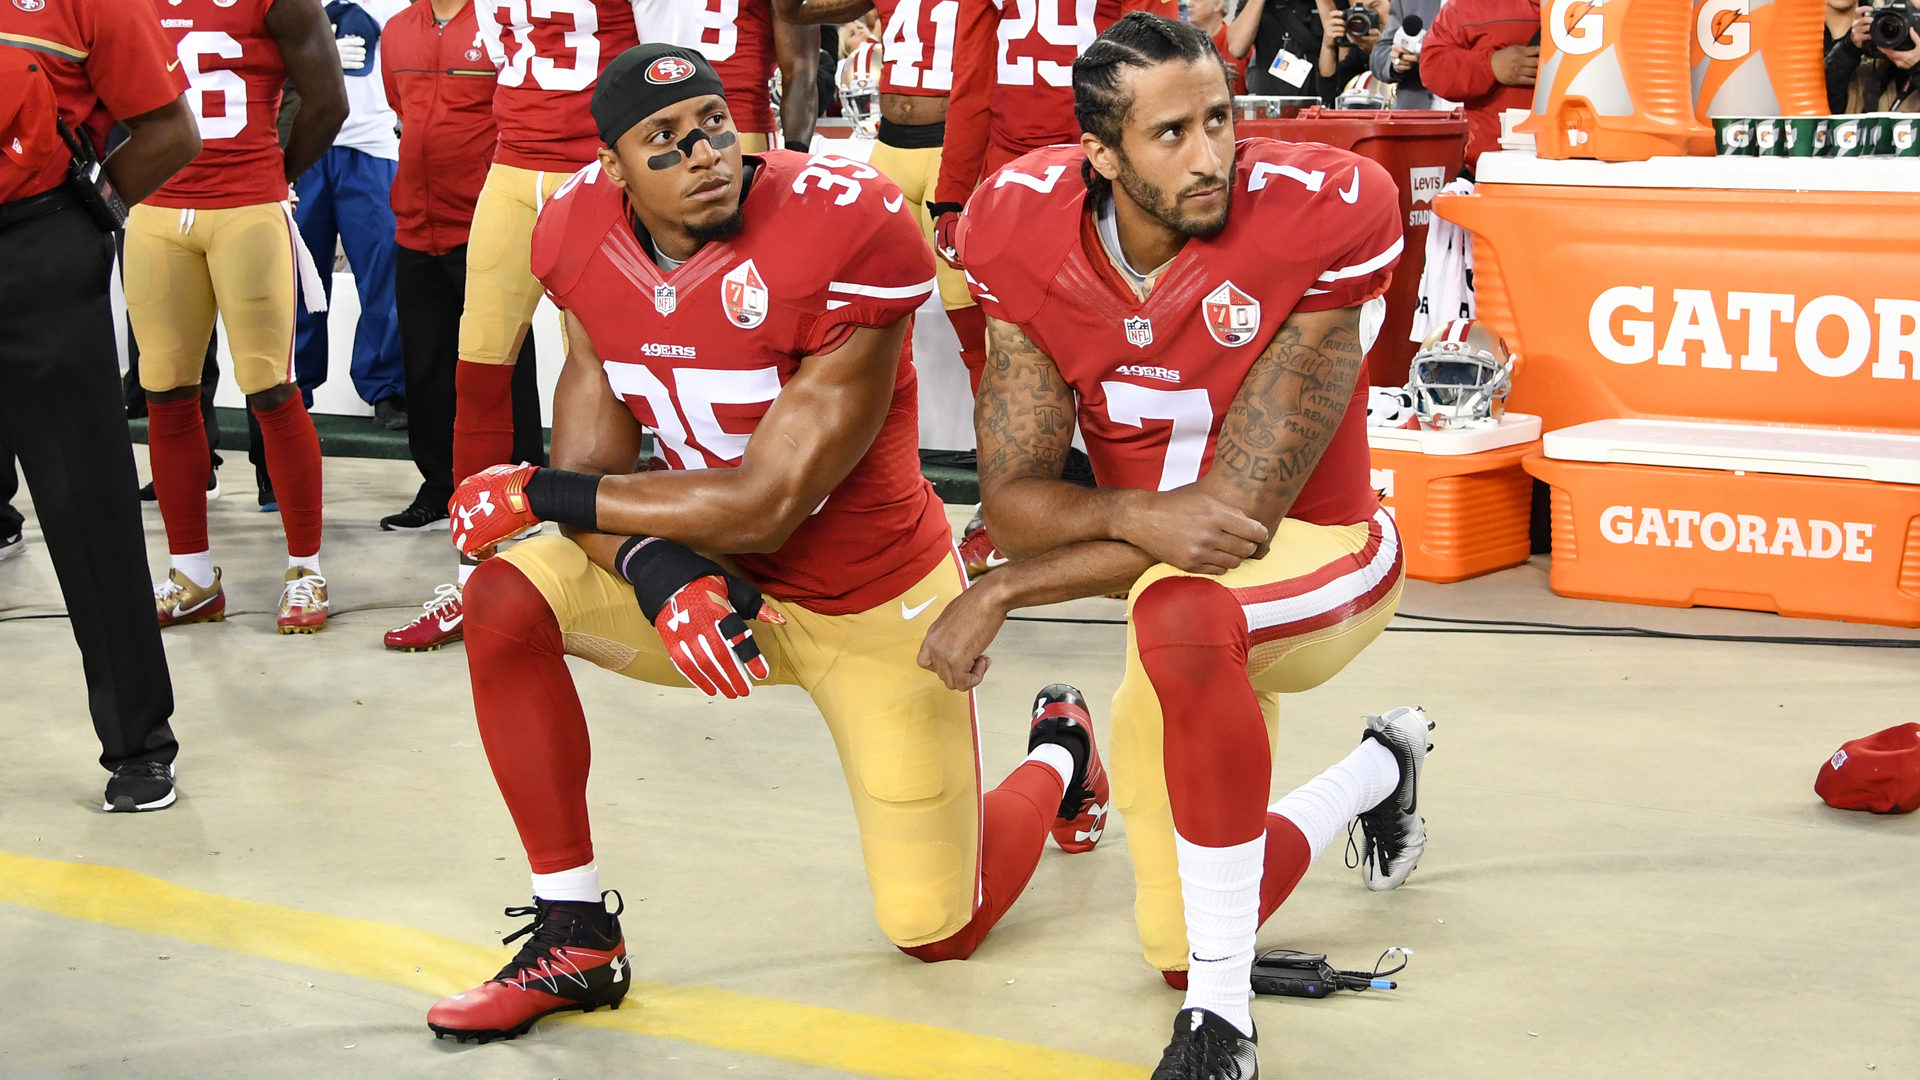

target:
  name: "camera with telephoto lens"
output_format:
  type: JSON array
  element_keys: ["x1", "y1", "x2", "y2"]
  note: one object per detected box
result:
[
  {"x1": 1342, "y1": 1, "x2": 1382, "y2": 39},
  {"x1": 1870, "y1": 0, "x2": 1920, "y2": 53}
]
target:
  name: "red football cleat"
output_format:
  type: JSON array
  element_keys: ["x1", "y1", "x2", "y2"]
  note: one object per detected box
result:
[
  {"x1": 1029, "y1": 683, "x2": 1110, "y2": 854},
  {"x1": 428, "y1": 893, "x2": 631, "y2": 1043},
  {"x1": 959, "y1": 525, "x2": 1007, "y2": 580},
  {"x1": 386, "y1": 583, "x2": 464, "y2": 652}
]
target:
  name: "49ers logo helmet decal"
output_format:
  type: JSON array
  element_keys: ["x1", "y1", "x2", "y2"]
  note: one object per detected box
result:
[
  {"x1": 1204, "y1": 281, "x2": 1261, "y2": 347},
  {"x1": 721, "y1": 260, "x2": 768, "y2": 329},
  {"x1": 646, "y1": 56, "x2": 695, "y2": 84}
]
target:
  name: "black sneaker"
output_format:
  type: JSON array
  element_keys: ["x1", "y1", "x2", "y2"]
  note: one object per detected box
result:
[
  {"x1": 1151, "y1": 1008, "x2": 1260, "y2": 1080},
  {"x1": 139, "y1": 472, "x2": 220, "y2": 504},
  {"x1": 374, "y1": 398, "x2": 408, "y2": 431},
  {"x1": 0, "y1": 526, "x2": 23, "y2": 563},
  {"x1": 380, "y1": 503, "x2": 449, "y2": 532},
  {"x1": 1354, "y1": 706, "x2": 1434, "y2": 891},
  {"x1": 104, "y1": 761, "x2": 176, "y2": 812},
  {"x1": 257, "y1": 476, "x2": 277, "y2": 513}
]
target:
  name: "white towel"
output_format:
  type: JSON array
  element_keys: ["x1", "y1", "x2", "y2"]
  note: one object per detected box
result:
[
  {"x1": 282, "y1": 201, "x2": 329, "y2": 315},
  {"x1": 1410, "y1": 176, "x2": 1474, "y2": 341}
]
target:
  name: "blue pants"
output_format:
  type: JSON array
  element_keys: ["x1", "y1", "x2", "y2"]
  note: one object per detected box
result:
[{"x1": 293, "y1": 145, "x2": 404, "y2": 407}]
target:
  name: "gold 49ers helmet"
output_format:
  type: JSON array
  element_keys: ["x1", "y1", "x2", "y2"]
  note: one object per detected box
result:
[{"x1": 1408, "y1": 319, "x2": 1514, "y2": 425}]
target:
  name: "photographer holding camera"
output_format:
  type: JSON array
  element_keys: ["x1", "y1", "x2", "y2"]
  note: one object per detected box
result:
[
  {"x1": 1230, "y1": 0, "x2": 1390, "y2": 104},
  {"x1": 1827, "y1": 0, "x2": 1920, "y2": 113}
]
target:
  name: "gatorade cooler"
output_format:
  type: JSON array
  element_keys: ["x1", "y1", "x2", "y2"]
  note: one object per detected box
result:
[
  {"x1": 1689, "y1": 0, "x2": 1829, "y2": 153},
  {"x1": 1524, "y1": 419, "x2": 1920, "y2": 626},
  {"x1": 1239, "y1": 109, "x2": 1469, "y2": 386},
  {"x1": 1519, "y1": 0, "x2": 1708, "y2": 160},
  {"x1": 1369, "y1": 414, "x2": 1543, "y2": 583}
]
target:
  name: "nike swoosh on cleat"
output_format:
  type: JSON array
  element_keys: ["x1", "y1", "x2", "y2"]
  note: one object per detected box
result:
[
  {"x1": 983, "y1": 553, "x2": 1009, "y2": 568},
  {"x1": 901, "y1": 596, "x2": 937, "y2": 620},
  {"x1": 437, "y1": 615, "x2": 463, "y2": 632}
]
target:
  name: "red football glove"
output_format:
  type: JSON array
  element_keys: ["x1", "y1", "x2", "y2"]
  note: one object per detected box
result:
[
  {"x1": 655, "y1": 574, "x2": 785, "y2": 698},
  {"x1": 933, "y1": 210, "x2": 964, "y2": 269},
  {"x1": 449, "y1": 463, "x2": 540, "y2": 557}
]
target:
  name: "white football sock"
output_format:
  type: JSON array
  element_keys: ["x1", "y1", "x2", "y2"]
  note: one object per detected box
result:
[
  {"x1": 288, "y1": 553, "x2": 321, "y2": 576},
  {"x1": 1176, "y1": 833, "x2": 1263, "y2": 1037},
  {"x1": 457, "y1": 561, "x2": 476, "y2": 586},
  {"x1": 531, "y1": 862, "x2": 601, "y2": 904},
  {"x1": 1025, "y1": 741, "x2": 1076, "y2": 790},
  {"x1": 171, "y1": 551, "x2": 215, "y2": 589},
  {"x1": 1268, "y1": 737, "x2": 1400, "y2": 861}
]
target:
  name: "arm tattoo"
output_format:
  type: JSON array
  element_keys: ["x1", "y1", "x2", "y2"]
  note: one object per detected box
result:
[
  {"x1": 1207, "y1": 310, "x2": 1365, "y2": 526},
  {"x1": 975, "y1": 318, "x2": 1074, "y2": 492}
]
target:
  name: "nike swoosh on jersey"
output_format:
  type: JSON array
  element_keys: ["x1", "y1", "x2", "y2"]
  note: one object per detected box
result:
[
  {"x1": 883, "y1": 194, "x2": 904, "y2": 214},
  {"x1": 166, "y1": 58, "x2": 181, "y2": 70},
  {"x1": 1339, "y1": 168, "x2": 1362, "y2": 204},
  {"x1": 901, "y1": 596, "x2": 937, "y2": 620}
]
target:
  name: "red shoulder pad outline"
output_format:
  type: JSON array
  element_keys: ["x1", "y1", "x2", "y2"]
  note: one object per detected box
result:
[
  {"x1": 531, "y1": 160, "x2": 618, "y2": 304},
  {"x1": 1236, "y1": 139, "x2": 1404, "y2": 312},
  {"x1": 956, "y1": 144, "x2": 1086, "y2": 324}
]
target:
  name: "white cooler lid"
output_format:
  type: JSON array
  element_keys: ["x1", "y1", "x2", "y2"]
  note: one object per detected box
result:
[
  {"x1": 1542, "y1": 418, "x2": 1920, "y2": 484},
  {"x1": 1473, "y1": 151, "x2": 1920, "y2": 194},
  {"x1": 1367, "y1": 413, "x2": 1541, "y2": 456}
]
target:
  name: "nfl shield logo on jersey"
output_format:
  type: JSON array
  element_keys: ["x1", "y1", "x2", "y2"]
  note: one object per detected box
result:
[
  {"x1": 1123, "y1": 316, "x2": 1153, "y2": 348},
  {"x1": 721, "y1": 260, "x2": 768, "y2": 329},
  {"x1": 654, "y1": 284, "x2": 677, "y2": 315},
  {"x1": 1203, "y1": 281, "x2": 1261, "y2": 347}
]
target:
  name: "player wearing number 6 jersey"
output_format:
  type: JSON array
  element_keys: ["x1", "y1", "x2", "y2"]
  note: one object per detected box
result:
[
  {"x1": 424, "y1": 44, "x2": 1111, "y2": 1044},
  {"x1": 131, "y1": 0, "x2": 345, "y2": 632},
  {"x1": 921, "y1": 15, "x2": 1429, "y2": 1078},
  {"x1": 386, "y1": 0, "x2": 640, "y2": 651}
]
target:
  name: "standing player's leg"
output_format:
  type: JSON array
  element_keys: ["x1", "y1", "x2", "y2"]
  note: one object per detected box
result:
[
  {"x1": 334, "y1": 148, "x2": 407, "y2": 420},
  {"x1": 208, "y1": 203, "x2": 329, "y2": 633},
  {"x1": 1111, "y1": 513, "x2": 1412, "y2": 1065},
  {"x1": 124, "y1": 205, "x2": 226, "y2": 625},
  {"x1": 429, "y1": 535, "x2": 795, "y2": 1042}
]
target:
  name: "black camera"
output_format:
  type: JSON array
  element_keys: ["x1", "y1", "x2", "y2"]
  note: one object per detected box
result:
[
  {"x1": 1869, "y1": 0, "x2": 1919, "y2": 53},
  {"x1": 1342, "y1": 2, "x2": 1382, "y2": 39}
]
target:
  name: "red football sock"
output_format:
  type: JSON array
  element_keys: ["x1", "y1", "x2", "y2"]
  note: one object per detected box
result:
[
  {"x1": 253, "y1": 394, "x2": 324, "y2": 560},
  {"x1": 945, "y1": 305, "x2": 987, "y2": 395},
  {"x1": 454, "y1": 360, "x2": 518, "y2": 485},
  {"x1": 1134, "y1": 576, "x2": 1272, "y2": 848},
  {"x1": 465, "y1": 558, "x2": 595, "y2": 874},
  {"x1": 899, "y1": 758, "x2": 1062, "y2": 963},
  {"x1": 146, "y1": 395, "x2": 210, "y2": 556},
  {"x1": 1161, "y1": 813, "x2": 1315, "y2": 990}
]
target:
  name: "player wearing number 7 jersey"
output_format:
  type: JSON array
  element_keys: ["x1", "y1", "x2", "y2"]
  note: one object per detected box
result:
[
  {"x1": 424, "y1": 44, "x2": 1112, "y2": 1044},
  {"x1": 922, "y1": 15, "x2": 1428, "y2": 1078},
  {"x1": 131, "y1": 0, "x2": 346, "y2": 633}
]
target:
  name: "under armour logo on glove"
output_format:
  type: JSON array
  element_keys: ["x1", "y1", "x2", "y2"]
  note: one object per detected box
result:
[
  {"x1": 449, "y1": 463, "x2": 540, "y2": 557},
  {"x1": 655, "y1": 575, "x2": 780, "y2": 699}
]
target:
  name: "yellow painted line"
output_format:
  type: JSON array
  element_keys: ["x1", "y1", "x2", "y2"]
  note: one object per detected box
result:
[{"x1": 0, "y1": 850, "x2": 1145, "y2": 1080}]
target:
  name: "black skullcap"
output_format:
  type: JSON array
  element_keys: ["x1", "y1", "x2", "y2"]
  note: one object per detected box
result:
[{"x1": 591, "y1": 43, "x2": 729, "y2": 148}]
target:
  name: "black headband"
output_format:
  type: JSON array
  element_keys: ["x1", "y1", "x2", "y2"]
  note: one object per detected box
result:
[{"x1": 591, "y1": 43, "x2": 729, "y2": 148}]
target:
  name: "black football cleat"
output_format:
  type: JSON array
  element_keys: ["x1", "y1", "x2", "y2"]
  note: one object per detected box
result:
[
  {"x1": 1151, "y1": 1008, "x2": 1260, "y2": 1079},
  {"x1": 427, "y1": 891, "x2": 630, "y2": 1043}
]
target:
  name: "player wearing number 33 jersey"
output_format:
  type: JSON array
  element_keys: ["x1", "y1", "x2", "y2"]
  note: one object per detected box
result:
[{"x1": 424, "y1": 44, "x2": 1112, "y2": 1045}]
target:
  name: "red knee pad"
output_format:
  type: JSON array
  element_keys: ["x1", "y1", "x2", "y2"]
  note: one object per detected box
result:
[
  {"x1": 1132, "y1": 576, "x2": 1249, "y2": 659},
  {"x1": 464, "y1": 557, "x2": 562, "y2": 655}
]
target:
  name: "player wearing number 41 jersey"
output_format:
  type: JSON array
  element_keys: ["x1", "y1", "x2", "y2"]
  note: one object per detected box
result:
[
  {"x1": 423, "y1": 44, "x2": 1110, "y2": 1045},
  {"x1": 131, "y1": 0, "x2": 345, "y2": 633},
  {"x1": 923, "y1": 15, "x2": 1428, "y2": 1078}
]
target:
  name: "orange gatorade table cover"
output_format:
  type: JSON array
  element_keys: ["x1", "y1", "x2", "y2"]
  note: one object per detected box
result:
[{"x1": 1369, "y1": 415, "x2": 1541, "y2": 584}]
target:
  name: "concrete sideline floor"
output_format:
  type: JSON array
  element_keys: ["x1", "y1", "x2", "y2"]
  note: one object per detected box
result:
[{"x1": 2, "y1": 452, "x2": 1918, "y2": 1079}]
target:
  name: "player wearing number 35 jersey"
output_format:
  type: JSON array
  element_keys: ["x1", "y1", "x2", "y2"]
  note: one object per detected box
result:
[
  {"x1": 423, "y1": 44, "x2": 1111, "y2": 1044},
  {"x1": 130, "y1": 0, "x2": 345, "y2": 633},
  {"x1": 924, "y1": 16, "x2": 1430, "y2": 1078}
]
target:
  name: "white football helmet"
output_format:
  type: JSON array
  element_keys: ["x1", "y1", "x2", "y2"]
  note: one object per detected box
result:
[
  {"x1": 837, "y1": 41, "x2": 882, "y2": 139},
  {"x1": 1336, "y1": 72, "x2": 1392, "y2": 110},
  {"x1": 1408, "y1": 319, "x2": 1514, "y2": 426}
]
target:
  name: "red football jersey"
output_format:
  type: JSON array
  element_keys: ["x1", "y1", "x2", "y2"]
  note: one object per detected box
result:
[
  {"x1": 147, "y1": 0, "x2": 290, "y2": 209},
  {"x1": 873, "y1": 0, "x2": 957, "y2": 97},
  {"x1": 958, "y1": 140, "x2": 1402, "y2": 527},
  {"x1": 934, "y1": 0, "x2": 1174, "y2": 206},
  {"x1": 476, "y1": 0, "x2": 640, "y2": 171},
  {"x1": 531, "y1": 151, "x2": 950, "y2": 615}
]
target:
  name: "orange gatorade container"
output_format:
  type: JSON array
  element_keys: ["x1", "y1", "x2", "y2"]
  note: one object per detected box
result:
[
  {"x1": 1690, "y1": 0, "x2": 1829, "y2": 152},
  {"x1": 1369, "y1": 415, "x2": 1543, "y2": 583},
  {"x1": 1519, "y1": 0, "x2": 1708, "y2": 160}
]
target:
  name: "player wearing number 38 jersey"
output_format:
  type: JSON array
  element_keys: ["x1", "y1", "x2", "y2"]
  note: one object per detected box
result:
[
  {"x1": 423, "y1": 44, "x2": 1112, "y2": 1045},
  {"x1": 926, "y1": 15, "x2": 1430, "y2": 1078}
]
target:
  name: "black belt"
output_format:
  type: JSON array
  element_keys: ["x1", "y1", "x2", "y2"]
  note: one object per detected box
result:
[
  {"x1": 0, "y1": 186, "x2": 75, "y2": 232},
  {"x1": 878, "y1": 117, "x2": 946, "y2": 150}
]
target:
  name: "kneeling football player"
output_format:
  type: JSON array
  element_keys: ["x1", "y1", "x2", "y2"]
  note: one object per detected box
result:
[
  {"x1": 424, "y1": 44, "x2": 1110, "y2": 1044},
  {"x1": 919, "y1": 15, "x2": 1432, "y2": 1077}
]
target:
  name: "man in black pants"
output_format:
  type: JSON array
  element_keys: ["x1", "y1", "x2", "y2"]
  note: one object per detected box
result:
[
  {"x1": 0, "y1": 436, "x2": 24, "y2": 561},
  {"x1": 0, "y1": 5, "x2": 201, "y2": 811}
]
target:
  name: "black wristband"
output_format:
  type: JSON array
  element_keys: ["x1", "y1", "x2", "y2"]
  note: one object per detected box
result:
[
  {"x1": 926, "y1": 201, "x2": 964, "y2": 220},
  {"x1": 521, "y1": 468, "x2": 602, "y2": 531},
  {"x1": 615, "y1": 536, "x2": 768, "y2": 623},
  {"x1": 784, "y1": 138, "x2": 811, "y2": 153}
]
